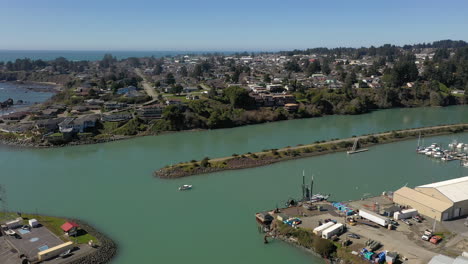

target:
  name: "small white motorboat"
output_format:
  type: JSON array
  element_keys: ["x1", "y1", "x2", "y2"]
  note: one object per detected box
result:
[
  {"x1": 462, "y1": 160, "x2": 468, "y2": 168},
  {"x1": 448, "y1": 140, "x2": 457, "y2": 149},
  {"x1": 418, "y1": 148, "x2": 429, "y2": 154},
  {"x1": 433, "y1": 152, "x2": 443, "y2": 158},
  {"x1": 457, "y1": 143, "x2": 465, "y2": 149},
  {"x1": 178, "y1": 184, "x2": 193, "y2": 191}
]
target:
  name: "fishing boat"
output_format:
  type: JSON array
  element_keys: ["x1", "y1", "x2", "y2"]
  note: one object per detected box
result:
[
  {"x1": 178, "y1": 184, "x2": 192, "y2": 191},
  {"x1": 457, "y1": 143, "x2": 465, "y2": 149},
  {"x1": 310, "y1": 193, "x2": 330, "y2": 202}
]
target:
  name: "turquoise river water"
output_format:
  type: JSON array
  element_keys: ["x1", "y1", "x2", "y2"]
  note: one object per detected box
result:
[{"x1": 1, "y1": 105, "x2": 468, "y2": 263}]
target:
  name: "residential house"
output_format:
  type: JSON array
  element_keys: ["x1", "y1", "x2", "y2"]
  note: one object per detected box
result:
[
  {"x1": 137, "y1": 105, "x2": 163, "y2": 120},
  {"x1": 117, "y1": 86, "x2": 137, "y2": 95},
  {"x1": 104, "y1": 102, "x2": 127, "y2": 111},
  {"x1": 101, "y1": 113, "x2": 132, "y2": 122},
  {"x1": 0, "y1": 123, "x2": 35, "y2": 133},
  {"x1": 284, "y1": 103, "x2": 299, "y2": 112},
  {"x1": 186, "y1": 94, "x2": 199, "y2": 100},
  {"x1": 35, "y1": 118, "x2": 65, "y2": 133},
  {"x1": 452, "y1": 90, "x2": 465, "y2": 95},
  {"x1": 71, "y1": 106, "x2": 89, "y2": 113},
  {"x1": 58, "y1": 115, "x2": 98, "y2": 133},
  {"x1": 165, "y1": 99, "x2": 182, "y2": 105},
  {"x1": 85, "y1": 99, "x2": 105, "y2": 105},
  {"x1": 40, "y1": 108, "x2": 60, "y2": 118},
  {"x1": 2, "y1": 112, "x2": 28, "y2": 121},
  {"x1": 183, "y1": 87, "x2": 199, "y2": 93},
  {"x1": 60, "y1": 222, "x2": 79, "y2": 237},
  {"x1": 266, "y1": 84, "x2": 284, "y2": 92}
]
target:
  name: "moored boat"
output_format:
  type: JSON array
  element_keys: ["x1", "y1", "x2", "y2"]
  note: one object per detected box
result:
[
  {"x1": 178, "y1": 184, "x2": 193, "y2": 191},
  {"x1": 461, "y1": 160, "x2": 468, "y2": 168},
  {"x1": 441, "y1": 155, "x2": 454, "y2": 161}
]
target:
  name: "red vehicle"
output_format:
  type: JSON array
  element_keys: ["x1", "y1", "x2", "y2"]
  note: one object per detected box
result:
[{"x1": 430, "y1": 235, "x2": 442, "y2": 244}]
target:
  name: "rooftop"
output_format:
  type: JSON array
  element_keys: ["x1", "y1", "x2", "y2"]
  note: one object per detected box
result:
[
  {"x1": 418, "y1": 176, "x2": 468, "y2": 203},
  {"x1": 395, "y1": 187, "x2": 452, "y2": 212}
]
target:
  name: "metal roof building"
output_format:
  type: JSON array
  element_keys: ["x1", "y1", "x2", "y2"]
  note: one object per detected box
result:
[
  {"x1": 428, "y1": 255, "x2": 468, "y2": 264},
  {"x1": 394, "y1": 176, "x2": 468, "y2": 221}
]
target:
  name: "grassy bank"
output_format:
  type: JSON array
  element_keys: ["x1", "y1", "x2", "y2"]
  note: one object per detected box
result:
[{"x1": 155, "y1": 123, "x2": 468, "y2": 179}]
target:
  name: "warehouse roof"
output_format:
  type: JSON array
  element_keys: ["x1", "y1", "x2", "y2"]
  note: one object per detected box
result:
[
  {"x1": 394, "y1": 187, "x2": 452, "y2": 212},
  {"x1": 418, "y1": 176, "x2": 468, "y2": 203},
  {"x1": 428, "y1": 255, "x2": 456, "y2": 264}
]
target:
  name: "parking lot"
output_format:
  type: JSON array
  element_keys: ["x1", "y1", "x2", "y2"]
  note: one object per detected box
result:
[
  {"x1": 0, "y1": 237, "x2": 22, "y2": 264},
  {"x1": 5, "y1": 225, "x2": 64, "y2": 259}
]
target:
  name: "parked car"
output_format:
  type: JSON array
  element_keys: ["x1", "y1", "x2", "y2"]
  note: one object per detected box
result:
[
  {"x1": 59, "y1": 249, "x2": 72, "y2": 258},
  {"x1": 421, "y1": 234, "x2": 431, "y2": 241},
  {"x1": 390, "y1": 220, "x2": 399, "y2": 226},
  {"x1": 347, "y1": 233, "x2": 360, "y2": 239},
  {"x1": 430, "y1": 235, "x2": 442, "y2": 244},
  {"x1": 424, "y1": 229, "x2": 433, "y2": 236},
  {"x1": 412, "y1": 216, "x2": 421, "y2": 223},
  {"x1": 21, "y1": 225, "x2": 30, "y2": 230}
]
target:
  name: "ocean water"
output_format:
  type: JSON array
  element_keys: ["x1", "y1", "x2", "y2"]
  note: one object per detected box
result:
[
  {"x1": 1, "y1": 105, "x2": 468, "y2": 264},
  {"x1": 0, "y1": 82, "x2": 55, "y2": 115},
  {"x1": 0, "y1": 50, "x2": 238, "y2": 62}
]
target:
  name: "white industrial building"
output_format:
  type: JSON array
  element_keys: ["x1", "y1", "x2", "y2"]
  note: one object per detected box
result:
[{"x1": 394, "y1": 176, "x2": 468, "y2": 221}]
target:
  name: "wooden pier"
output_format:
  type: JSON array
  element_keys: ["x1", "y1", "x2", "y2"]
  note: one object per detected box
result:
[{"x1": 347, "y1": 149, "x2": 369, "y2": 155}]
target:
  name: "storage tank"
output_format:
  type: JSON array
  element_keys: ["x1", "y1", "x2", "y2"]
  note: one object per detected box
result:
[
  {"x1": 322, "y1": 223, "x2": 344, "y2": 239},
  {"x1": 313, "y1": 221, "x2": 335, "y2": 236},
  {"x1": 359, "y1": 209, "x2": 389, "y2": 227}
]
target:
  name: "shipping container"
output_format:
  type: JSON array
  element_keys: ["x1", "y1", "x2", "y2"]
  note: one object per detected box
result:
[
  {"x1": 393, "y1": 209, "x2": 418, "y2": 220},
  {"x1": 5, "y1": 218, "x2": 22, "y2": 229},
  {"x1": 322, "y1": 223, "x2": 344, "y2": 239},
  {"x1": 313, "y1": 221, "x2": 335, "y2": 235},
  {"x1": 359, "y1": 209, "x2": 389, "y2": 227}
]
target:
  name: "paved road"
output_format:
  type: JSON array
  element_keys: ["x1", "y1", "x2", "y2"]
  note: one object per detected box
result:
[{"x1": 134, "y1": 68, "x2": 158, "y2": 100}]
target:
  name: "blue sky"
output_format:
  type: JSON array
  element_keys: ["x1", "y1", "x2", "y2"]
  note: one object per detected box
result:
[{"x1": 1, "y1": 0, "x2": 468, "y2": 51}]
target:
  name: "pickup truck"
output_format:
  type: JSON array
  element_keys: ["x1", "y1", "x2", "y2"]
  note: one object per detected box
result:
[
  {"x1": 430, "y1": 235, "x2": 442, "y2": 244},
  {"x1": 421, "y1": 234, "x2": 431, "y2": 241}
]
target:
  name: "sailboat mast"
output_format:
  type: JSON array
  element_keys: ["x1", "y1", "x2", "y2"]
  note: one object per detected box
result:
[
  {"x1": 302, "y1": 170, "x2": 305, "y2": 200},
  {"x1": 310, "y1": 175, "x2": 314, "y2": 197},
  {"x1": 417, "y1": 132, "x2": 421, "y2": 148}
]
